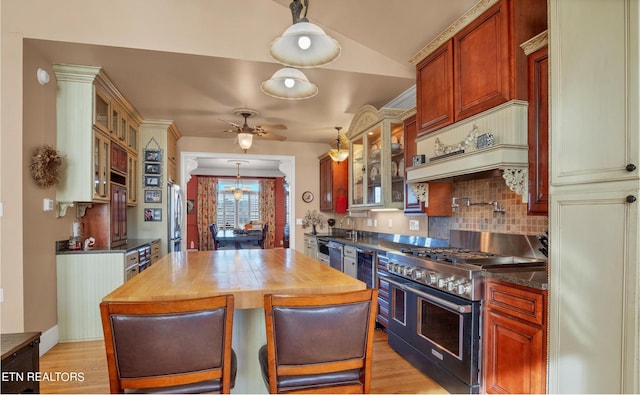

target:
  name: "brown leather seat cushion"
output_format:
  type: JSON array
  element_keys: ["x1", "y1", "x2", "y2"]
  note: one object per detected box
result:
[{"x1": 258, "y1": 345, "x2": 361, "y2": 392}]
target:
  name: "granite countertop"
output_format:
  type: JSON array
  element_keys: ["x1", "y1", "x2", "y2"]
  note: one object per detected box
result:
[
  {"x1": 307, "y1": 231, "x2": 548, "y2": 290},
  {"x1": 56, "y1": 238, "x2": 160, "y2": 255}
]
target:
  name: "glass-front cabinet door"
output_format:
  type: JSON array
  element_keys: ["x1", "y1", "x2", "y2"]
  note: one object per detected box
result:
[
  {"x1": 351, "y1": 135, "x2": 365, "y2": 205},
  {"x1": 348, "y1": 106, "x2": 405, "y2": 210}
]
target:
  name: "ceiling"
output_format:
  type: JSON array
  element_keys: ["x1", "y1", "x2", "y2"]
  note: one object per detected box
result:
[{"x1": 23, "y1": 0, "x2": 478, "y2": 171}]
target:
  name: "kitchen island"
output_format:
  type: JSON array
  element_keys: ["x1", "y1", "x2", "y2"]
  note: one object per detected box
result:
[{"x1": 102, "y1": 249, "x2": 365, "y2": 394}]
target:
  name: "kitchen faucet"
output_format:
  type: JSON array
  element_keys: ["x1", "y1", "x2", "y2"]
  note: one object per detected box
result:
[{"x1": 339, "y1": 214, "x2": 357, "y2": 241}]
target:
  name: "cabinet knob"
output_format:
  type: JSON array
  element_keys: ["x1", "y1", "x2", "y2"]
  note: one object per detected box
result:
[
  {"x1": 626, "y1": 195, "x2": 637, "y2": 203},
  {"x1": 626, "y1": 164, "x2": 637, "y2": 172}
]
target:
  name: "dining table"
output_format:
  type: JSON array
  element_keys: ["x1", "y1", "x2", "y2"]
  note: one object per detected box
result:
[
  {"x1": 216, "y1": 229, "x2": 263, "y2": 249},
  {"x1": 102, "y1": 249, "x2": 365, "y2": 394}
]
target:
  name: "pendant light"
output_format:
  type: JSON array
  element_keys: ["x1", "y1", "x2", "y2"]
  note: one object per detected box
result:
[
  {"x1": 269, "y1": 0, "x2": 341, "y2": 68},
  {"x1": 228, "y1": 162, "x2": 249, "y2": 201},
  {"x1": 260, "y1": 67, "x2": 318, "y2": 100},
  {"x1": 328, "y1": 127, "x2": 348, "y2": 162}
]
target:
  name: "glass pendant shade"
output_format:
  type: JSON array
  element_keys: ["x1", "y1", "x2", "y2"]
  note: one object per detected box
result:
[
  {"x1": 233, "y1": 188, "x2": 243, "y2": 201},
  {"x1": 237, "y1": 133, "x2": 253, "y2": 152},
  {"x1": 270, "y1": 22, "x2": 341, "y2": 68},
  {"x1": 261, "y1": 67, "x2": 318, "y2": 100},
  {"x1": 328, "y1": 149, "x2": 348, "y2": 162},
  {"x1": 328, "y1": 126, "x2": 348, "y2": 162}
]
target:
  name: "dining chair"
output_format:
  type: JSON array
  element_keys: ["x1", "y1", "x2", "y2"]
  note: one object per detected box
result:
[
  {"x1": 100, "y1": 295, "x2": 236, "y2": 394},
  {"x1": 259, "y1": 224, "x2": 268, "y2": 249},
  {"x1": 259, "y1": 289, "x2": 378, "y2": 393},
  {"x1": 209, "y1": 223, "x2": 220, "y2": 249}
]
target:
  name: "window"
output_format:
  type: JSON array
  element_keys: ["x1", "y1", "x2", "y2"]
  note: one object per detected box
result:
[{"x1": 217, "y1": 180, "x2": 260, "y2": 229}]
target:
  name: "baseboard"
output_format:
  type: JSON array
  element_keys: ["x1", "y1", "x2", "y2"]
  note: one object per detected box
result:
[{"x1": 39, "y1": 324, "x2": 59, "y2": 356}]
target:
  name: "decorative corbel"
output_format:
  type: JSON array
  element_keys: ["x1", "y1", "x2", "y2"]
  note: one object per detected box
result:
[
  {"x1": 502, "y1": 168, "x2": 528, "y2": 203},
  {"x1": 184, "y1": 157, "x2": 199, "y2": 182},
  {"x1": 410, "y1": 183, "x2": 430, "y2": 203}
]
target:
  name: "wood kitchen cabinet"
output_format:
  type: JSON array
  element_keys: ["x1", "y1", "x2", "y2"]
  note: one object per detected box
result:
[
  {"x1": 167, "y1": 123, "x2": 180, "y2": 183},
  {"x1": 110, "y1": 142, "x2": 128, "y2": 175},
  {"x1": 127, "y1": 154, "x2": 138, "y2": 206},
  {"x1": 483, "y1": 278, "x2": 547, "y2": 394},
  {"x1": 524, "y1": 34, "x2": 548, "y2": 215},
  {"x1": 110, "y1": 183, "x2": 128, "y2": 246},
  {"x1": 319, "y1": 154, "x2": 348, "y2": 213},
  {"x1": 414, "y1": 0, "x2": 546, "y2": 136},
  {"x1": 403, "y1": 113, "x2": 452, "y2": 216},
  {"x1": 416, "y1": 39, "x2": 454, "y2": 135}
]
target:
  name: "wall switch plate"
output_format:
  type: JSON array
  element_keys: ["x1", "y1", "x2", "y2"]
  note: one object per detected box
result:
[
  {"x1": 388, "y1": 219, "x2": 393, "y2": 228},
  {"x1": 409, "y1": 220, "x2": 419, "y2": 231},
  {"x1": 0, "y1": 288, "x2": 4, "y2": 303},
  {"x1": 295, "y1": 218, "x2": 303, "y2": 225},
  {"x1": 366, "y1": 219, "x2": 373, "y2": 227},
  {"x1": 43, "y1": 198, "x2": 54, "y2": 211},
  {"x1": 373, "y1": 219, "x2": 377, "y2": 227}
]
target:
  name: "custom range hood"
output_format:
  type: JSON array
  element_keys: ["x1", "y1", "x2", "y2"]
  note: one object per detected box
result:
[{"x1": 406, "y1": 100, "x2": 529, "y2": 202}]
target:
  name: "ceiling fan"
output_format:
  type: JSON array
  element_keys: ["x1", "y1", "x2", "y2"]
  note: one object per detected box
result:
[{"x1": 221, "y1": 109, "x2": 287, "y2": 142}]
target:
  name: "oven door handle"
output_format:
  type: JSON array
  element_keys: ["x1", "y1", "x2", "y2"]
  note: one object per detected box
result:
[
  {"x1": 384, "y1": 276, "x2": 410, "y2": 289},
  {"x1": 404, "y1": 285, "x2": 472, "y2": 314}
]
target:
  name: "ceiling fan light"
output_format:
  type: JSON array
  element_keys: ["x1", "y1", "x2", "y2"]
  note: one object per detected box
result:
[
  {"x1": 270, "y1": 22, "x2": 341, "y2": 68},
  {"x1": 260, "y1": 67, "x2": 318, "y2": 100},
  {"x1": 237, "y1": 133, "x2": 253, "y2": 152},
  {"x1": 328, "y1": 149, "x2": 348, "y2": 163}
]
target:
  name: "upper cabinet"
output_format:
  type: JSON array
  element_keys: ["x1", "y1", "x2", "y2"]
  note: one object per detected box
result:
[
  {"x1": 522, "y1": 31, "x2": 549, "y2": 215},
  {"x1": 319, "y1": 154, "x2": 348, "y2": 214},
  {"x1": 414, "y1": 0, "x2": 547, "y2": 136},
  {"x1": 53, "y1": 64, "x2": 143, "y2": 206},
  {"x1": 348, "y1": 105, "x2": 404, "y2": 210},
  {"x1": 167, "y1": 124, "x2": 180, "y2": 183},
  {"x1": 402, "y1": 112, "x2": 453, "y2": 216}
]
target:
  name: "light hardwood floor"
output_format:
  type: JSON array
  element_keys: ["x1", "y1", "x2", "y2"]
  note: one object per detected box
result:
[{"x1": 39, "y1": 329, "x2": 448, "y2": 394}]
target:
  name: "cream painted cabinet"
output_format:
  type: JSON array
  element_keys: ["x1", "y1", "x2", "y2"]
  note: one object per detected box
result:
[
  {"x1": 53, "y1": 64, "x2": 142, "y2": 206},
  {"x1": 548, "y1": 1, "x2": 639, "y2": 393},
  {"x1": 347, "y1": 105, "x2": 405, "y2": 210}
]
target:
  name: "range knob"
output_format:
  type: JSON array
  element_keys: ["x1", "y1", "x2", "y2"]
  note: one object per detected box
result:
[
  {"x1": 403, "y1": 267, "x2": 414, "y2": 276},
  {"x1": 412, "y1": 269, "x2": 426, "y2": 281},
  {"x1": 447, "y1": 279, "x2": 462, "y2": 292},
  {"x1": 456, "y1": 282, "x2": 471, "y2": 295},
  {"x1": 386, "y1": 262, "x2": 395, "y2": 271},
  {"x1": 426, "y1": 272, "x2": 438, "y2": 285},
  {"x1": 438, "y1": 277, "x2": 453, "y2": 289}
]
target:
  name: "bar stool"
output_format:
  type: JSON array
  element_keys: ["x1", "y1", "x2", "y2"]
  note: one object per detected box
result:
[
  {"x1": 259, "y1": 289, "x2": 378, "y2": 393},
  {"x1": 100, "y1": 295, "x2": 236, "y2": 393}
]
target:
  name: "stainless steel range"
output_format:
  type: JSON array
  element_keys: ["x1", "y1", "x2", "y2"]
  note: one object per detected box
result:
[{"x1": 382, "y1": 231, "x2": 546, "y2": 394}]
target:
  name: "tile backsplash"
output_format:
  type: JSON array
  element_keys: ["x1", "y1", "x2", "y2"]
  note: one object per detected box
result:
[{"x1": 429, "y1": 175, "x2": 548, "y2": 238}]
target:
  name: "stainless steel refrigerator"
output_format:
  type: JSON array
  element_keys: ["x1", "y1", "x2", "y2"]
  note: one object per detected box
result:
[{"x1": 168, "y1": 183, "x2": 183, "y2": 252}]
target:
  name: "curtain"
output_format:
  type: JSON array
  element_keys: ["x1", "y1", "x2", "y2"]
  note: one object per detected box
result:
[
  {"x1": 259, "y1": 179, "x2": 276, "y2": 249},
  {"x1": 197, "y1": 177, "x2": 218, "y2": 250}
]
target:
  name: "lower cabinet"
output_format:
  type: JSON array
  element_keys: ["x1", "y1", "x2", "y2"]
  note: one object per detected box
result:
[
  {"x1": 304, "y1": 235, "x2": 317, "y2": 259},
  {"x1": 56, "y1": 253, "x2": 127, "y2": 341},
  {"x1": 482, "y1": 278, "x2": 547, "y2": 394}
]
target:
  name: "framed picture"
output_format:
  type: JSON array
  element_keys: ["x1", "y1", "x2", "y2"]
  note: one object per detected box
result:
[
  {"x1": 145, "y1": 163, "x2": 161, "y2": 174},
  {"x1": 144, "y1": 150, "x2": 161, "y2": 162},
  {"x1": 144, "y1": 189, "x2": 162, "y2": 203},
  {"x1": 144, "y1": 175, "x2": 160, "y2": 187},
  {"x1": 187, "y1": 199, "x2": 195, "y2": 214},
  {"x1": 144, "y1": 208, "x2": 162, "y2": 222}
]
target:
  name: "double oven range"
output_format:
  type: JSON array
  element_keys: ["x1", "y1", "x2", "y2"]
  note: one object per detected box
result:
[{"x1": 380, "y1": 231, "x2": 545, "y2": 394}]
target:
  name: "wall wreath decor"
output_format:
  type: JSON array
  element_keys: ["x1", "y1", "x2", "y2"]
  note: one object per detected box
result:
[{"x1": 30, "y1": 145, "x2": 63, "y2": 188}]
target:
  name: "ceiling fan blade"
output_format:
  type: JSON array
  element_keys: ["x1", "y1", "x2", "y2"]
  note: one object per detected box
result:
[
  {"x1": 256, "y1": 131, "x2": 287, "y2": 141},
  {"x1": 255, "y1": 123, "x2": 287, "y2": 131},
  {"x1": 220, "y1": 119, "x2": 241, "y2": 129}
]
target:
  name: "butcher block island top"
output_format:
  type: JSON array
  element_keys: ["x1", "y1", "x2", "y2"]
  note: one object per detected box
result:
[{"x1": 102, "y1": 249, "x2": 366, "y2": 308}]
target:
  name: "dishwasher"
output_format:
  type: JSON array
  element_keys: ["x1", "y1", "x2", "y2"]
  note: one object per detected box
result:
[
  {"x1": 328, "y1": 241, "x2": 344, "y2": 272},
  {"x1": 343, "y1": 245, "x2": 358, "y2": 279}
]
